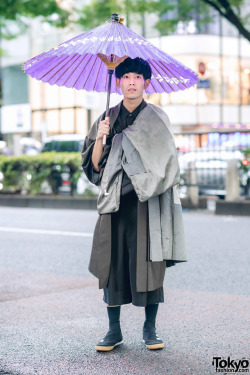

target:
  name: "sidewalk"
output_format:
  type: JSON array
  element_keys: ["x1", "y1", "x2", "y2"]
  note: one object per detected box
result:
[{"x1": 1, "y1": 273, "x2": 249, "y2": 375}]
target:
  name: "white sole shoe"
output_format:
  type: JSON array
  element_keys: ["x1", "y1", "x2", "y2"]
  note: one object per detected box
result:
[{"x1": 95, "y1": 340, "x2": 123, "y2": 352}]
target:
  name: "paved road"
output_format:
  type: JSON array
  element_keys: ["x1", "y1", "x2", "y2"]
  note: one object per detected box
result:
[{"x1": 0, "y1": 207, "x2": 249, "y2": 375}]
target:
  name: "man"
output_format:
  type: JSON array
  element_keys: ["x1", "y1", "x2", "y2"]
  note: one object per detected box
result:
[{"x1": 82, "y1": 57, "x2": 187, "y2": 352}]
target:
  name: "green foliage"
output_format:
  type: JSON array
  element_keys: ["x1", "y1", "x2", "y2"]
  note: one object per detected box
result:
[
  {"x1": 0, "y1": 152, "x2": 83, "y2": 195},
  {"x1": 244, "y1": 147, "x2": 250, "y2": 156},
  {"x1": 77, "y1": 0, "x2": 212, "y2": 35},
  {"x1": 77, "y1": 0, "x2": 122, "y2": 30},
  {"x1": 77, "y1": 0, "x2": 249, "y2": 40},
  {"x1": 0, "y1": 0, "x2": 70, "y2": 22},
  {"x1": 0, "y1": 0, "x2": 70, "y2": 40},
  {"x1": 1, "y1": 0, "x2": 249, "y2": 41}
]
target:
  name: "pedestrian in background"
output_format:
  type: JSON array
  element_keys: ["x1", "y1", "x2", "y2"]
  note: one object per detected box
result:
[{"x1": 82, "y1": 57, "x2": 187, "y2": 352}]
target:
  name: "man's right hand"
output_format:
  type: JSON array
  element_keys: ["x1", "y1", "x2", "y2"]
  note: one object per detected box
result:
[{"x1": 96, "y1": 117, "x2": 110, "y2": 141}]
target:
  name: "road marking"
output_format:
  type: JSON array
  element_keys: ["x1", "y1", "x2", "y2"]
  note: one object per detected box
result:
[
  {"x1": 0, "y1": 227, "x2": 93, "y2": 237},
  {"x1": 223, "y1": 216, "x2": 238, "y2": 222}
]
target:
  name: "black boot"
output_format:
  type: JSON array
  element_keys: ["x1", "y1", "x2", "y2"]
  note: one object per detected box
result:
[
  {"x1": 95, "y1": 306, "x2": 123, "y2": 352},
  {"x1": 95, "y1": 322, "x2": 123, "y2": 351},
  {"x1": 143, "y1": 304, "x2": 164, "y2": 350}
]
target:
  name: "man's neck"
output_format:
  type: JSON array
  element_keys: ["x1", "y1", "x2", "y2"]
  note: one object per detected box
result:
[{"x1": 122, "y1": 97, "x2": 143, "y2": 113}]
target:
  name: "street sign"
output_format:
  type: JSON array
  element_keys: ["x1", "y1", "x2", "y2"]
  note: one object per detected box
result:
[
  {"x1": 198, "y1": 62, "x2": 206, "y2": 75},
  {"x1": 1, "y1": 104, "x2": 31, "y2": 134},
  {"x1": 197, "y1": 79, "x2": 211, "y2": 89}
]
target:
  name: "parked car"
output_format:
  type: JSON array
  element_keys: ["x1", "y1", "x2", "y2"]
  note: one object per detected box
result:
[
  {"x1": 240, "y1": 148, "x2": 250, "y2": 197},
  {"x1": 178, "y1": 147, "x2": 250, "y2": 198},
  {"x1": 41, "y1": 134, "x2": 98, "y2": 196},
  {"x1": 41, "y1": 134, "x2": 85, "y2": 153}
]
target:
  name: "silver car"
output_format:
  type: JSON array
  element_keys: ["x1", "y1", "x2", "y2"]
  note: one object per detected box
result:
[{"x1": 178, "y1": 147, "x2": 249, "y2": 198}]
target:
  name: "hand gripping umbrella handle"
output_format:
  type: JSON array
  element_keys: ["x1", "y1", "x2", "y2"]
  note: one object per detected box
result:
[{"x1": 103, "y1": 117, "x2": 109, "y2": 146}]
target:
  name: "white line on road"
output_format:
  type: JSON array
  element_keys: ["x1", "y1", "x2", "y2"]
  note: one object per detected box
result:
[{"x1": 0, "y1": 227, "x2": 93, "y2": 237}]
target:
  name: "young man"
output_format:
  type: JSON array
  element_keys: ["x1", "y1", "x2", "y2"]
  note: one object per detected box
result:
[{"x1": 82, "y1": 57, "x2": 187, "y2": 352}]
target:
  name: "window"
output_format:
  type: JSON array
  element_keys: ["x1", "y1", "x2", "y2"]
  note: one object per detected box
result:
[
  {"x1": 2, "y1": 65, "x2": 28, "y2": 105},
  {"x1": 241, "y1": 59, "x2": 250, "y2": 105}
]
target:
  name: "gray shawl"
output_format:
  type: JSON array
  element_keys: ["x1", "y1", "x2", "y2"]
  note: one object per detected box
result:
[{"x1": 97, "y1": 103, "x2": 187, "y2": 263}]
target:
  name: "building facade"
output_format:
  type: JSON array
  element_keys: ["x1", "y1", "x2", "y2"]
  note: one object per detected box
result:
[{"x1": 0, "y1": 3, "x2": 250, "y2": 153}]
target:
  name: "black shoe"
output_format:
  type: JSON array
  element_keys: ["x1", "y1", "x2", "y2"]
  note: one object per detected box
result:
[
  {"x1": 95, "y1": 324, "x2": 123, "y2": 352},
  {"x1": 143, "y1": 322, "x2": 164, "y2": 350}
]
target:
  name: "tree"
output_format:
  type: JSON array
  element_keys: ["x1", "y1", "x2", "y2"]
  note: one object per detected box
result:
[
  {"x1": 149, "y1": 0, "x2": 212, "y2": 36},
  {"x1": 202, "y1": 0, "x2": 250, "y2": 41},
  {"x1": 0, "y1": 0, "x2": 70, "y2": 40},
  {"x1": 77, "y1": 0, "x2": 250, "y2": 42},
  {"x1": 76, "y1": 0, "x2": 123, "y2": 31}
]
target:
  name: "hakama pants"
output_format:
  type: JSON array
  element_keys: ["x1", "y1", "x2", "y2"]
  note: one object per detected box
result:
[{"x1": 103, "y1": 190, "x2": 164, "y2": 307}]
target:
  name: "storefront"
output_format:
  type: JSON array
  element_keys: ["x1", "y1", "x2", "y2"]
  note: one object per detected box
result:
[{"x1": 1, "y1": 16, "x2": 250, "y2": 153}]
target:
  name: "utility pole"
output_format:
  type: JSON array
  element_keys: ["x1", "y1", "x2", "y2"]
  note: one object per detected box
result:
[
  {"x1": 219, "y1": 15, "x2": 223, "y2": 127},
  {"x1": 238, "y1": 31, "x2": 242, "y2": 125},
  {"x1": 0, "y1": 18, "x2": 2, "y2": 140}
]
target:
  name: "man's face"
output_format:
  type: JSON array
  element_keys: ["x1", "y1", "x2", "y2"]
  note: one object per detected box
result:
[{"x1": 116, "y1": 72, "x2": 150, "y2": 100}]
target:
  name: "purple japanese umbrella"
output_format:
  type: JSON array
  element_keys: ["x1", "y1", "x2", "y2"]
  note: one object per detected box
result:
[{"x1": 23, "y1": 13, "x2": 198, "y2": 142}]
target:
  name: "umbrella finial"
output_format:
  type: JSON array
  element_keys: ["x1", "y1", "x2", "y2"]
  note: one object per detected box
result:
[{"x1": 107, "y1": 13, "x2": 124, "y2": 24}]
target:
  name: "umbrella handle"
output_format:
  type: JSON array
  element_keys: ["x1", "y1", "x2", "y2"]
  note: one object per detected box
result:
[{"x1": 103, "y1": 63, "x2": 114, "y2": 146}]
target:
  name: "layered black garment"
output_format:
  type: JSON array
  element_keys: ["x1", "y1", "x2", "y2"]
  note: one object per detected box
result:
[
  {"x1": 82, "y1": 100, "x2": 169, "y2": 305},
  {"x1": 103, "y1": 189, "x2": 164, "y2": 307}
]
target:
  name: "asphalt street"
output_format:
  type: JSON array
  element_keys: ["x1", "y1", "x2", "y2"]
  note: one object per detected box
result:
[{"x1": 0, "y1": 206, "x2": 249, "y2": 375}]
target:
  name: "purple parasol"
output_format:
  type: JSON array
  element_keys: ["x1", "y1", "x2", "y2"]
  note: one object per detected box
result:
[
  {"x1": 23, "y1": 14, "x2": 198, "y2": 95},
  {"x1": 23, "y1": 13, "x2": 198, "y2": 144}
]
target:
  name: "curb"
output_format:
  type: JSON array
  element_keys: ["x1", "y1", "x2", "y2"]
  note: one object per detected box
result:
[
  {"x1": 1, "y1": 194, "x2": 249, "y2": 215},
  {"x1": 0, "y1": 195, "x2": 98, "y2": 210},
  {"x1": 0, "y1": 194, "x2": 207, "y2": 211},
  {"x1": 216, "y1": 200, "x2": 250, "y2": 216},
  {"x1": 181, "y1": 197, "x2": 208, "y2": 209}
]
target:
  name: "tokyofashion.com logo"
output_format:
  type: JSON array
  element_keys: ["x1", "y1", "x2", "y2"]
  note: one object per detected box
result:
[{"x1": 212, "y1": 357, "x2": 250, "y2": 373}]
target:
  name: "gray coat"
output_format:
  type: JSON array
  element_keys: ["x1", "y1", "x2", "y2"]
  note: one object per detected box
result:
[
  {"x1": 97, "y1": 103, "x2": 187, "y2": 263},
  {"x1": 82, "y1": 101, "x2": 187, "y2": 291}
]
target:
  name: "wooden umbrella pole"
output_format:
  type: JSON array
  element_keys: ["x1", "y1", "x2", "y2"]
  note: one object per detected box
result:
[
  {"x1": 103, "y1": 69, "x2": 113, "y2": 146},
  {"x1": 103, "y1": 55, "x2": 114, "y2": 146}
]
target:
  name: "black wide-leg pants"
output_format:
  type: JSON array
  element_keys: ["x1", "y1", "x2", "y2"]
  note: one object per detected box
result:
[{"x1": 103, "y1": 190, "x2": 164, "y2": 307}]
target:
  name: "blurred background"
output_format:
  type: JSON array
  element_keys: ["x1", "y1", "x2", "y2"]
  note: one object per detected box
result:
[{"x1": 0, "y1": 0, "x2": 249, "y2": 199}]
